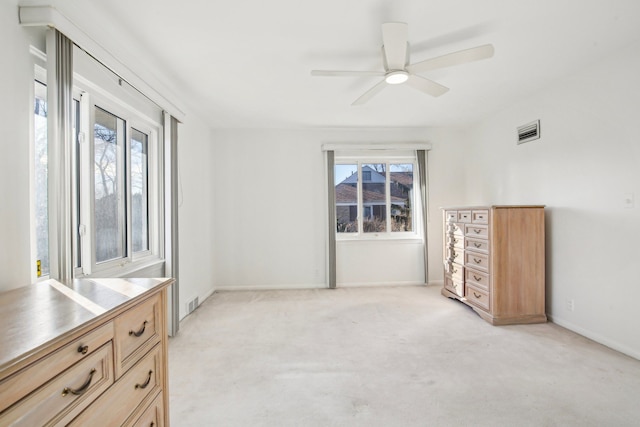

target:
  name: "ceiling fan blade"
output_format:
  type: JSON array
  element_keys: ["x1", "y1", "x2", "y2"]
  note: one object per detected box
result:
[
  {"x1": 311, "y1": 70, "x2": 385, "y2": 77},
  {"x1": 382, "y1": 22, "x2": 408, "y2": 70},
  {"x1": 407, "y1": 44, "x2": 495, "y2": 74},
  {"x1": 352, "y1": 80, "x2": 387, "y2": 105},
  {"x1": 406, "y1": 75, "x2": 449, "y2": 97}
]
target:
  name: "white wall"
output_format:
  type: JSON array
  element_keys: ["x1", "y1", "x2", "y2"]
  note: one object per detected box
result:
[
  {"x1": 177, "y1": 113, "x2": 216, "y2": 319},
  {"x1": 459, "y1": 40, "x2": 640, "y2": 359},
  {"x1": 210, "y1": 127, "x2": 464, "y2": 290}
]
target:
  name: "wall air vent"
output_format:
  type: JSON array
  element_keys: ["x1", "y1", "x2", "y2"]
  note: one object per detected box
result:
[{"x1": 517, "y1": 120, "x2": 540, "y2": 144}]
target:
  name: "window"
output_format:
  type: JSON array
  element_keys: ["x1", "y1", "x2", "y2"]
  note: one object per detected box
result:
[
  {"x1": 33, "y1": 79, "x2": 49, "y2": 277},
  {"x1": 30, "y1": 40, "x2": 163, "y2": 282},
  {"x1": 335, "y1": 158, "x2": 415, "y2": 237},
  {"x1": 75, "y1": 90, "x2": 160, "y2": 276}
]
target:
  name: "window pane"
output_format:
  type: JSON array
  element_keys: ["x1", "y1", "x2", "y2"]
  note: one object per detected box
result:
[
  {"x1": 73, "y1": 99, "x2": 81, "y2": 268},
  {"x1": 131, "y1": 128, "x2": 149, "y2": 252},
  {"x1": 94, "y1": 107, "x2": 126, "y2": 263},
  {"x1": 390, "y1": 164, "x2": 413, "y2": 232},
  {"x1": 362, "y1": 163, "x2": 386, "y2": 233},
  {"x1": 34, "y1": 80, "x2": 49, "y2": 277},
  {"x1": 335, "y1": 164, "x2": 358, "y2": 233}
]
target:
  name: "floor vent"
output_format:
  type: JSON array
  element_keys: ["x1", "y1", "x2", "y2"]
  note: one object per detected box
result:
[
  {"x1": 517, "y1": 120, "x2": 540, "y2": 144},
  {"x1": 187, "y1": 297, "x2": 199, "y2": 315}
]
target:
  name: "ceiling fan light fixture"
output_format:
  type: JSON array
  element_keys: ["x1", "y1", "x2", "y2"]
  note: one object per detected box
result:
[{"x1": 385, "y1": 70, "x2": 409, "y2": 85}]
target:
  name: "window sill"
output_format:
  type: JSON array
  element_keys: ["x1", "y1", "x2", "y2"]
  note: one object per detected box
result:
[
  {"x1": 76, "y1": 256, "x2": 165, "y2": 279},
  {"x1": 336, "y1": 235, "x2": 423, "y2": 244}
]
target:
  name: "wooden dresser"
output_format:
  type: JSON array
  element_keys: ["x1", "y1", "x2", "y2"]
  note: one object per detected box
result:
[
  {"x1": 442, "y1": 206, "x2": 546, "y2": 325},
  {"x1": 0, "y1": 277, "x2": 173, "y2": 426}
]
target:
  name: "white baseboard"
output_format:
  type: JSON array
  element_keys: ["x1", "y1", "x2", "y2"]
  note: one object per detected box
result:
[
  {"x1": 548, "y1": 314, "x2": 640, "y2": 361},
  {"x1": 214, "y1": 283, "x2": 325, "y2": 291},
  {"x1": 337, "y1": 280, "x2": 425, "y2": 288}
]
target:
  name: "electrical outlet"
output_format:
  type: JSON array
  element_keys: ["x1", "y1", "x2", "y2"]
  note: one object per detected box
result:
[
  {"x1": 566, "y1": 299, "x2": 574, "y2": 312},
  {"x1": 623, "y1": 193, "x2": 634, "y2": 209}
]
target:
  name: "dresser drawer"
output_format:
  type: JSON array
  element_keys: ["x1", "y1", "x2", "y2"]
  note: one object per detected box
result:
[
  {"x1": 114, "y1": 294, "x2": 161, "y2": 378},
  {"x1": 465, "y1": 237, "x2": 489, "y2": 254},
  {"x1": 465, "y1": 251, "x2": 489, "y2": 272},
  {"x1": 450, "y1": 223, "x2": 464, "y2": 237},
  {"x1": 465, "y1": 284, "x2": 490, "y2": 311},
  {"x1": 0, "y1": 321, "x2": 113, "y2": 411},
  {"x1": 446, "y1": 247, "x2": 464, "y2": 264},
  {"x1": 445, "y1": 210, "x2": 457, "y2": 223},
  {"x1": 126, "y1": 391, "x2": 164, "y2": 427},
  {"x1": 446, "y1": 262, "x2": 464, "y2": 282},
  {"x1": 70, "y1": 344, "x2": 161, "y2": 426},
  {"x1": 471, "y1": 210, "x2": 489, "y2": 224},
  {"x1": 1, "y1": 343, "x2": 114, "y2": 427},
  {"x1": 465, "y1": 268, "x2": 489, "y2": 291},
  {"x1": 444, "y1": 276, "x2": 464, "y2": 297},
  {"x1": 457, "y1": 210, "x2": 471, "y2": 223},
  {"x1": 465, "y1": 224, "x2": 488, "y2": 239},
  {"x1": 447, "y1": 234, "x2": 464, "y2": 249}
]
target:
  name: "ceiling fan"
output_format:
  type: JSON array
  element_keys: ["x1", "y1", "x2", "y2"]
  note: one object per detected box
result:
[{"x1": 311, "y1": 22, "x2": 494, "y2": 105}]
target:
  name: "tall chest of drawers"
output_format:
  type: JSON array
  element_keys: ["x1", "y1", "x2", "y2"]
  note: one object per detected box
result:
[
  {"x1": 442, "y1": 206, "x2": 546, "y2": 325},
  {"x1": 0, "y1": 277, "x2": 173, "y2": 426}
]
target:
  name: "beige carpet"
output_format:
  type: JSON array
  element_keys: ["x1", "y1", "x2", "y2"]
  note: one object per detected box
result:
[{"x1": 169, "y1": 285, "x2": 640, "y2": 426}]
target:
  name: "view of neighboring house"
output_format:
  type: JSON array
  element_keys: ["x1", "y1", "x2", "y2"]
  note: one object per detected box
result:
[{"x1": 335, "y1": 165, "x2": 413, "y2": 233}]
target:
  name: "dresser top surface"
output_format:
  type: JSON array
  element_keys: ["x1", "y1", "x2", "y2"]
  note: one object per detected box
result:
[
  {"x1": 441, "y1": 205, "x2": 545, "y2": 210},
  {"x1": 0, "y1": 277, "x2": 173, "y2": 372}
]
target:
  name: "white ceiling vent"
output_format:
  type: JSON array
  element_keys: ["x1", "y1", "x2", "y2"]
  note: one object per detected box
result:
[{"x1": 517, "y1": 120, "x2": 540, "y2": 144}]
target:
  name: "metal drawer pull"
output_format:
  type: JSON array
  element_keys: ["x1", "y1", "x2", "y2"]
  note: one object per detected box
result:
[
  {"x1": 77, "y1": 345, "x2": 89, "y2": 355},
  {"x1": 129, "y1": 320, "x2": 148, "y2": 337},
  {"x1": 135, "y1": 370, "x2": 153, "y2": 389},
  {"x1": 453, "y1": 253, "x2": 459, "y2": 258},
  {"x1": 62, "y1": 368, "x2": 96, "y2": 397},
  {"x1": 474, "y1": 229, "x2": 482, "y2": 234},
  {"x1": 473, "y1": 292, "x2": 481, "y2": 298},
  {"x1": 473, "y1": 275, "x2": 482, "y2": 281},
  {"x1": 474, "y1": 243, "x2": 481, "y2": 248},
  {"x1": 452, "y1": 268, "x2": 458, "y2": 274},
  {"x1": 474, "y1": 258, "x2": 482, "y2": 264},
  {"x1": 453, "y1": 239, "x2": 458, "y2": 244}
]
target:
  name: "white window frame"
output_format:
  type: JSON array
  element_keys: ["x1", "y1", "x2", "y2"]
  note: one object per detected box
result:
[
  {"x1": 30, "y1": 56, "x2": 49, "y2": 282},
  {"x1": 335, "y1": 151, "x2": 420, "y2": 241},
  {"x1": 74, "y1": 81, "x2": 163, "y2": 277}
]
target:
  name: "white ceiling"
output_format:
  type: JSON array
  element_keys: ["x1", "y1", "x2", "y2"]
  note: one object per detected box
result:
[{"x1": 37, "y1": 0, "x2": 640, "y2": 128}]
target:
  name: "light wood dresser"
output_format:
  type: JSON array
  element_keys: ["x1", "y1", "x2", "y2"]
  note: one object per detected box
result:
[
  {"x1": 0, "y1": 277, "x2": 173, "y2": 426},
  {"x1": 442, "y1": 206, "x2": 546, "y2": 325}
]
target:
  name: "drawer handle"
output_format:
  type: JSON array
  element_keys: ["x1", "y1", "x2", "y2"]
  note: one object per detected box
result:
[
  {"x1": 135, "y1": 370, "x2": 153, "y2": 390},
  {"x1": 453, "y1": 239, "x2": 458, "y2": 244},
  {"x1": 473, "y1": 275, "x2": 482, "y2": 281},
  {"x1": 62, "y1": 368, "x2": 96, "y2": 397},
  {"x1": 129, "y1": 320, "x2": 148, "y2": 337},
  {"x1": 473, "y1": 258, "x2": 482, "y2": 264},
  {"x1": 474, "y1": 243, "x2": 481, "y2": 248},
  {"x1": 452, "y1": 268, "x2": 458, "y2": 274},
  {"x1": 78, "y1": 345, "x2": 89, "y2": 355},
  {"x1": 453, "y1": 253, "x2": 458, "y2": 259},
  {"x1": 473, "y1": 292, "x2": 481, "y2": 298},
  {"x1": 474, "y1": 229, "x2": 482, "y2": 234}
]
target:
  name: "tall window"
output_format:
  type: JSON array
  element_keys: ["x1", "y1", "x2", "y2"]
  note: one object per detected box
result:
[
  {"x1": 34, "y1": 80, "x2": 48, "y2": 277},
  {"x1": 75, "y1": 93, "x2": 159, "y2": 275},
  {"x1": 335, "y1": 159, "x2": 415, "y2": 236}
]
